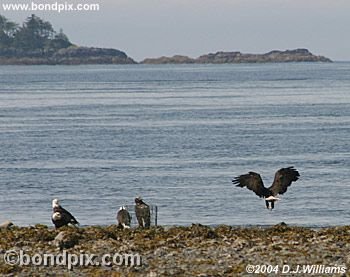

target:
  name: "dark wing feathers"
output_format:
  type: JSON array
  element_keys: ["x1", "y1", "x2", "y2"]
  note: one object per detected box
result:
[
  {"x1": 61, "y1": 207, "x2": 79, "y2": 225},
  {"x1": 232, "y1": 171, "x2": 270, "y2": 198},
  {"x1": 117, "y1": 209, "x2": 131, "y2": 226},
  {"x1": 56, "y1": 206, "x2": 79, "y2": 225},
  {"x1": 268, "y1": 166, "x2": 300, "y2": 195},
  {"x1": 135, "y1": 204, "x2": 151, "y2": 228}
]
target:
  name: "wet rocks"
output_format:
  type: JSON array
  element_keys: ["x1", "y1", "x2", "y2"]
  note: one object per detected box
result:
[
  {"x1": 0, "y1": 220, "x2": 14, "y2": 229},
  {"x1": 0, "y1": 224, "x2": 349, "y2": 276},
  {"x1": 54, "y1": 231, "x2": 80, "y2": 250}
]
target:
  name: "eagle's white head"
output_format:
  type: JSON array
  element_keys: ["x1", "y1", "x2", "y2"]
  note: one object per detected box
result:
[
  {"x1": 265, "y1": 196, "x2": 280, "y2": 201},
  {"x1": 52, "y1": 199, "x2": 60, "y2": 208},
  {"x1": 119, "y1": 206, "x2": 127, "y2": 211}
]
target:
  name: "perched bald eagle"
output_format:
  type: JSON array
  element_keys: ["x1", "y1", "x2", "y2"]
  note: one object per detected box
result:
[
  {"x1": 51, "y1": 199, "x2": 79, "y2": 228},
  {"x1": 134, "y1": 197, "x2": 151, "y2": 228},
  {"x1": 232, "y1": 167, "x2": 300, "y2": 210},
  {"x1": 116, "y1": 206, "x2": 131, "y2": 229}
]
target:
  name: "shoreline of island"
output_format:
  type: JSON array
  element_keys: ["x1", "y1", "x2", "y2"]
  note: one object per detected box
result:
[
  {"x1": 0, "y1": 47, "x2": 332, "y2": 66},
  {"x1": 0, "y1": 14, "x2": 333, "y2": 65},
  {"x1": 140, "y1": 48, "x2": 332, "y2": 64}
]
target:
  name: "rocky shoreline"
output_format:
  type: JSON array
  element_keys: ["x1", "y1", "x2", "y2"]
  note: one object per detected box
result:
[
  {"x1": 0, "y1": 15, "x2": 333, "y2": 66},
  {"x1": 141, "y1": 49, "x2": 332, "y2": 64},
  {"x1": 0, "y1": 48, "x2": 332, "y2": 65},
  {"x1": 0, "y1": 223, "x2": 348, "y2": 276},
  {"x1": 0, "y1": 46, "x2": 136, "y2": 65}
]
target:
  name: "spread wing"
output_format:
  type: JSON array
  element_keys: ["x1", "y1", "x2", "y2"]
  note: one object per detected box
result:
[
  {"x1": 268, "y1": 167, "x2": 300, "y2": 196},
  {"x1": 232, "y1": 171, "x2": 270, "y2": 198}
]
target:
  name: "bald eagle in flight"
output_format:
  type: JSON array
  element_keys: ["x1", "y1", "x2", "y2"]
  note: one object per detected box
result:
[{"x1": 232, "y1": 167, "x2": 300, "y2": 210}]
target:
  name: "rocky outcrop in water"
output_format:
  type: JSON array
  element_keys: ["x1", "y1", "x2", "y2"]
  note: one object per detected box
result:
[
  {"x1": 0, "y1": 46, "x2": 136, "y2": 65},
  {"x1": 52, "y1": 47, "x2": 136, "y2": 64},
  {"x1": 141, "y1": 49, "x2": 332, "y2": 64},
  {"x1": 142, "y1": 55, "x2": 195, "y2": 64}
]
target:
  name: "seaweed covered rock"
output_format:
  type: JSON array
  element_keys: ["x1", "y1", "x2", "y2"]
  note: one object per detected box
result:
[
  {"x1": 54, "y1": 230, "x2": 80, "y2": 250},
  {"x1": 0, "y1": 220, "x2": 14, "y2": 229},
  {"x1": 0, "y1": 225, "x2": 349, "y2": 276}
]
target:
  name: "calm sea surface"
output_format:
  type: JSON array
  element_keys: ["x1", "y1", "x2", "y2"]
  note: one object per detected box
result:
[{"x1": 0, "y1": 63, "x2": 349, "y2": 227}]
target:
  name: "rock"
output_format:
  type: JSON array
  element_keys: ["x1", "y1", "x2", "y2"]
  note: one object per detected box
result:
[
  {"x1": 52, "y1": 46, "x2": 136, "y2": 64},
  {"x1": 141, "y1": 55, "x2": 195, "y2": 64},
  {"x1": 54, "y1": 231, "x2": 79, "y2": 250},
  {"x1": 54, "y1": 46, "x2": 128, "y2": 59},
  {"x1": 0, "y1": 220, "x2": 14, "y2": 229},
  {"x1": 34, "y1": 224, "x2": 48, "y2": 229},
  {"x1": 142, "y1": 48, "x2": 332, "y2": 64},
  {"x1": 147, "y1": 272, "x2": 157, "y2": 277},
  {"x1": 0, "y1": 46, "x2": 136, "y2": 65}
]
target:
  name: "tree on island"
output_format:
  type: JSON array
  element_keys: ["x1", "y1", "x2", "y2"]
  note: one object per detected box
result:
[
  {"x1": 0, "y1": 14, "x2": 135, "y2": 65},
  {"x1": 0, "y1": 14, "x2": 72, "y2": 53},
  {"x1": 0, "y1": 15, "x2": 18, "y2": 48}
]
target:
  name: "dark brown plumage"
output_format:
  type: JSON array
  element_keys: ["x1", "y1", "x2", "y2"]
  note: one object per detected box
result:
[
  {"x1": 51, "y1": 199, "x2": 79, "y2": 228},
  {"x1": 232, "y1": 167, "x2": 300, "y2": 209},
  {"x1": 134, "y1": 197, "x2": 151, "y2": 228},
  {"x1": 116, "y1": 206, "x2": 132, "y2": 229}
]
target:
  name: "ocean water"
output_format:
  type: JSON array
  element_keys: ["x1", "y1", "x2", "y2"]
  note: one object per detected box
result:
[{"x1": 0, "y1": 63, "x2": 349, "y2": 227}]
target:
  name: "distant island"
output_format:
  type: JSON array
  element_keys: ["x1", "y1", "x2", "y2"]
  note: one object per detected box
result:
[
  {"x1": 141, "y1": 49, "x2": 332, "y2": 64},
  {"x1": 0, "y1": 14, "x2": 135, "y2": 65},
  {"x1": 0, "y1": 14, "x2": 332, "y2": 65}
]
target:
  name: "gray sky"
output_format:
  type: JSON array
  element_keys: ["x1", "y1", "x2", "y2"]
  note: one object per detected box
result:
[{"x1": 2, "y1": 0, "x2": 350, "y2": 61}]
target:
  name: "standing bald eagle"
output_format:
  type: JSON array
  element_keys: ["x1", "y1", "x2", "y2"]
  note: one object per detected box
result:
[
  {"x1": 232, "y1": 167, "x2": 300, "y2": 209},
  {"x1": 134, "y1": 197, "x2": 151, "y2": 228},
  {"x1": 51, "y1": 199, "x2": 79, "y2": 228},
  {"x1": 116, "y1": 206, "x2": 132, "y2": 229}
]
